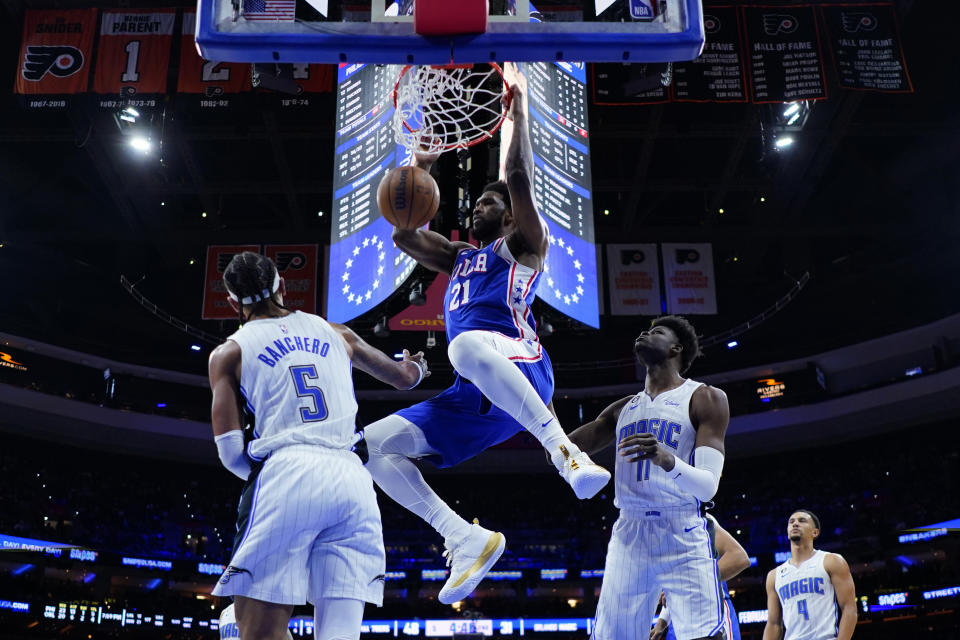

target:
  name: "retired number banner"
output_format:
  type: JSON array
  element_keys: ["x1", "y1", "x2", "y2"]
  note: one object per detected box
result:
[
  {"x1": 661, "y1": 243, "x2": 718, "y2": 315},
  {"x1": 742, "y1": 5, "x2": 828, "y2": 103},
  {"x1": 15, "y1": 9, "x2": 98, "y2": 98},
  {"x1": 820, "y1": 3, "x2": 913, "y2": 93},
  {"x1": 93, "y1": 10, "x2": 175, "y2": 96},
  {"x1": 202, "y1": 245, "x2": 261, "y2": 320},
  {"x1": 177, "y1": 12, "x2": 249, "y2": 104},
  {"x1": 264, "y1": 244, "x2": 319, "y2": 314},
  {"x1": 606, "y1": 244, "x2": 662, "y2": 316}
]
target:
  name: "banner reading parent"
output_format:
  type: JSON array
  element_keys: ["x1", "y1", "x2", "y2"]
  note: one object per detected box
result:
[
  {"x1": 606, "y1": 244, "x2": 661, "y2": 316},
  {"x1": 201, "y1": 245, "x2": 261, "y2": 320},
  {"x1": 661, "y1": 243, "x2": 718, "y2": 315},
  {"x1": 264, "y1": 244, "x2": 319, "y2": 314},
  {"x1": 93, "y1": 10, "x2": 175, "y2": 96}
]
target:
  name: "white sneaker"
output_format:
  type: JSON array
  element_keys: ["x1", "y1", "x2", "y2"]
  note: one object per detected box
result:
[
  {"x1": 554, "y1": 444, "x2": 611, "y2": 499},
  {"x1": 438, "y1": 519, "x2": 506, "y2": 605}
]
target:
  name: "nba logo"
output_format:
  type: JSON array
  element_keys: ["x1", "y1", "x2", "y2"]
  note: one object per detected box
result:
[{"x1": 629, "y1": 0, "x2": 656, "y2": 20}]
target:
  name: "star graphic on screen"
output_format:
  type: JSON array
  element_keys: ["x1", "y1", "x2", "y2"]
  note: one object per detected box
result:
[
  {"x1": 362, "y1": 238, "x2": 369, "y2": 248},
  {"x1": 342, "y1": 284, "x2": 349, "y2": 294},
  {"x1": 548, "y1": 235, "x2": 557, "y2": 245},
  {"x1": 566, "y1": 246, "x2": 574, "y2": 256},
  {"x1": 571, "y1": 294, "x2": 579, "y2": 303},
  {"x1": 557, "y1": 238, "x2": 565, "y2": 248},
  {"x1": 365, "y1": 290, "x2": 372, "y2": 300},
  {"x1": 577, "y1": 273, "x2": 585, "y2": 283},
  {"x1": 377, "y1": 265, "x2": 384, "y2": 276},
  {"x1": 554, "y1": 289, "x2": 562, "y2": 298},
  {"x1": 576, "y1": 285, "x2": 584, "y2": 295},
  {"x1": 563, "y1": 295, "x2": 571, "y2": 304},
  {"x1": 347, "y1": 293, "x2": 355, "y2": 302},
  {"x1": 355, "y1": 296, "x2": 363, "y2": 305},
  {"x1": 352, "y1": 246, "x2": 360, "y2": 256},
  {"x1": 574, "y1": 259, "x2": 581, "y2": 270},
  {"x1": 377, "y1": 240, "x2": 384, "y2": 250},
  {"x1": 547, "y1": 277, "x2": 555, "y2": 287},
  {"x1": 373, "y1": 279, "x2": 380, "y2": 290},
  {"x1": 342, "y1": 272, "x2": 349, "y2": 281},
  {"x1": 339, "y1": 233, "x2": 388, "y2": 314},
  {"x1": 345, "y1": 258, "x2": 353, "y2": 269}
]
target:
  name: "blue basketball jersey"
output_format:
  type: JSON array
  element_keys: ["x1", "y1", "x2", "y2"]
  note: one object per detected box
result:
[{"x1": 443, "y1": 237, "x2": 540, "y2": 342}]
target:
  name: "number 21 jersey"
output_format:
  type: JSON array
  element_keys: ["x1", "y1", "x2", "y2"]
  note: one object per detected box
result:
[{"x1": 227, "y1": 311, "x2": 358, "y2": 461}]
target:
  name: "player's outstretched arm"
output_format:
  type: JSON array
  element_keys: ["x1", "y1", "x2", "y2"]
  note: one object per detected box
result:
[
  {"x1": 333, "y1": 323, "x2": 430, "y2": 390},
  {"x1": 762, "y1": 569, "x2": 785, "y2": 640},
  {"x1": 566, "y1": 395, "x2": 632, "y2": 456},
  {"x1": 502, "y1": 73, "x2": 549, "y2": 261},
  {"x1": 709, "y1": 515, "x2": 752, "y2": 582},
  {"x1": 825, "y1": 553, "x2": 858, "y2": 640},
  {"x1": 208, "y1": 341, "x2": 251, "y2": 480}
]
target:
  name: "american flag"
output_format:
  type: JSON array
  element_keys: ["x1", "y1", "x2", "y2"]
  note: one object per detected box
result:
[{"x1": 243, "y1": 0, "x2": 296, "y2": 21}]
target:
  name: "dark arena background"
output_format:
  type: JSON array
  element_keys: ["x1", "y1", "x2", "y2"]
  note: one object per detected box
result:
[{"x1": 1, "y1": 0, "x2": 959, "y2": 638}]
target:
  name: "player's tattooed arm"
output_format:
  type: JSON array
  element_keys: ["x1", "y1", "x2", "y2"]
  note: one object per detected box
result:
[
  {"x1": 564, "y1": 395, "x2": 633, "y2": 456},
  {"x1": 825, "y1": 553, "x2": 858, "y2": 640},
  {"x1": 333, "y1": 323, "x2": 430, "y2": 390},
  {"x1": 762, "y1": 569, "x2": 785, "y2": 640}
]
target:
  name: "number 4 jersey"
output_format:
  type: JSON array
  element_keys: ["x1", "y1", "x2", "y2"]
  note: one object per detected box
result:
[
  {"x1": 774, "y1": 550, "x2": 839, "y2": 640},
  {"x1": 227, "y1": 311, "x2": 359, "y2": 461}
]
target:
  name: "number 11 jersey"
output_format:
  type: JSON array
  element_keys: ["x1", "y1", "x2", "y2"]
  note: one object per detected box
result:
[{"x1": 227, "y1": 311, "x2": 358, "y2": 461}]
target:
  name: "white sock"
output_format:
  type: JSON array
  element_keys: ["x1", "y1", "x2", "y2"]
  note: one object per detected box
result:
[
  {"x1": 364, "y1": 415, "x2": 473, "y2": 545},
  {"x1": 447, "y1": 330, "x2": 576, "y2": 464}
]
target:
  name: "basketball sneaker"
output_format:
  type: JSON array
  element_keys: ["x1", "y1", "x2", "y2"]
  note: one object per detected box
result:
[
  {"x1": 438, "y1": 519, "x2": 506, "y2": 605},
  {"x1": 553, "y1": 444, "x2": 611, "y2": 499}
]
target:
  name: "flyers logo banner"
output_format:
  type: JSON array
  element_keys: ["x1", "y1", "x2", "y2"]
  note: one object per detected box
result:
[
  {"x1": 702, "y1": 14, "x2": 722, "y2": 35},
  {"x1": 202, "y1": 245, "x2": 261, "y2": 320},
  {"x1": 15, "y1": 9, "x2": 97, "y2": 95},
  {"x1": 265, "y1": 244, "x2": 318, "y2": 314},
  {"x1": 763, "y1": 14, "x2": 799, "y2": 35},
  {"x1": 93, "y1": 10, "x2": 175, "y2": 95},
  {"x1": 22, "y1": 45, "x2": 83, "y2": 80},
  {"x1": 841, "y1": 12, "x2": 878, "y2": 33},
  {"x1": 177, "y1": 12, "x2": 249, "y2": 100}
]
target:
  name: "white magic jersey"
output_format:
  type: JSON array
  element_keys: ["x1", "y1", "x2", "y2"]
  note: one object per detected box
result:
[
  {"x1": 613, "y1": 378, "x2": 704, "y2": 510},
  {"x1": 775, "y1": 550, "x2": 839, "y2": 640},
  {"x1": 227, "y1": 311, "x2": 359, "y2": 461}
]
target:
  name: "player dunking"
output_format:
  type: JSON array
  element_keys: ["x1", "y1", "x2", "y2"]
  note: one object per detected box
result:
[
  {"x1": 364, "y1": 74, "x2": 610, "y2": 605},
  {"x1": 564, "y1": 316, "x2": 731, "y2": 640},
  {"x1": 651, "y1": 513, "x2": 751, "y2": 640},
  {"x1": 763, "y1": 510, "x2": 858, "y2": 640},
  {"x1": 208, "y1": 252, "x2": 430, "y2": 640}
]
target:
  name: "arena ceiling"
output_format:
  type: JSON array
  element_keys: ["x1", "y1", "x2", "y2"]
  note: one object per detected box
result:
[{"x1": 0, "y1": 0, "x2": 957, "y2": 386}]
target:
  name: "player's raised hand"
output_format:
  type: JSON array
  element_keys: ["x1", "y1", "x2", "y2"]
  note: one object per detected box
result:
[
  {"x1": 413, "y1": 134, "x2": 443, "y2": 168},
  {"x1": 402, "y1": 348, "x2": 431, "y2": 380},
  {"x1": 649, "y1": 619, "x2": 668, "y2": 640}
]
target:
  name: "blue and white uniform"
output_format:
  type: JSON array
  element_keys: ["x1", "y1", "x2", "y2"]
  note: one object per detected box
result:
[
  {"x1": 664, "y1": 580, "x2": 740, "y2": 640},
  {"x1": 213, "y1": 311, "x2": 385, "y2": 607},
  {"x1": 396, "y1": 237, "x2": 554, "y2": 467},
  {"x1": 774, "y1": 550, "x2": 839, "y2": 640},
  {"x1": 593, "y1": 379, "x2": 725, "y2": 640}
]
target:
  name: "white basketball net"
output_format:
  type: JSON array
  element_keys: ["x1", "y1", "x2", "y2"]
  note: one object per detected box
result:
[{"x1": 393, "y1": 64, "x2": 509, "y2": 155}]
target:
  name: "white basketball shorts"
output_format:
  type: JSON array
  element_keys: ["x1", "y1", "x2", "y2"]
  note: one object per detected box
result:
[
  {"x1": 593, "y1": 507, "x2": 725, "y2": 640},
  {"x1": 212, "y1": 445, "x2": 385, "y2": 606}
]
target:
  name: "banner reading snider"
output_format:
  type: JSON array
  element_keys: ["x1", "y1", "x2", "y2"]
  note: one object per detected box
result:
[{"x1": 15, "y1": 9, "x2": 98, "y2": 95}]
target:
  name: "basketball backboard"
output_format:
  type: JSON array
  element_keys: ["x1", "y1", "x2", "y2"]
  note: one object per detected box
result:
[{"x1": 195, "y1": 0, "x2": 705, "y2": 65}]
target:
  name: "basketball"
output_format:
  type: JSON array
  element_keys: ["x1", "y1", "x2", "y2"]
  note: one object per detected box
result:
[{"x1": 376, "y1": 166, "x2": 440, "y2": 230}]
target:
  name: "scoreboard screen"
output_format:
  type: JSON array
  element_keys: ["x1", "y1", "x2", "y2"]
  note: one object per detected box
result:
[
  {"x1": 522, "y1": 60, "x2": 599, "y2": 328},
  {"x1": 326, "y1": 63, "x2": 417, "y2": 323}
]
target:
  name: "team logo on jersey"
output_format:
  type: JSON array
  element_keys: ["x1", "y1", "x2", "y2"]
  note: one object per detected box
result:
[
  {"x1": 664, "y1": 399, "x2": 680, "y2": 407},
  {"x1": 22, "y1": 45, "x2": 84, "y2": 81},
  {"x1": 279, "y1": 323, "x2": 288, "y2": 334},
  {"x1": 275, "y1": 251, "x2": 306, "y2": 271},
  {"x1": 841, "y1": 12, "x2": 878, "y2": 33},
  {"x1": 763, "y1": 14, "x2": 799, "y2": 35},
  {"x1": 219, "y1": 565, "x2": 252, "y2": 584},
  {"x1": 369, "y1": 573, "x2": 386, "y2": 584},
  {"x1": 703, "y1": 14, "x2": 722, "y2": 34}
]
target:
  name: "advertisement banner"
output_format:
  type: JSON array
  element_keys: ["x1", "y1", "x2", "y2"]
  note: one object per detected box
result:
[
  {"x1": 201, "y1": 245, "x2": 261, "y2": 320},
  {"x1": 661, "y1": 243, "x2": 718, "y2": 315},
  {"x1": 388, "y1": 276, "x2": 448, "y2": 332},
  {"x1": 15, "y1": 9, "x2": 98, "y2": 96},
  {"x1": 264, "y1": 244, "x2": 319, "y2": 314},
  {"x1": 606, "y1": 244, "x2": 661, "y2": 316},
  {"x1": 93, "y1": 9, "x2": 175, "y2": 96}
]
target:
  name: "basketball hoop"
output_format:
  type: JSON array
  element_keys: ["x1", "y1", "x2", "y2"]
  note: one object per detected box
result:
[{"x1": 393, "y1": 63, "x2": 511, "y2": 155}]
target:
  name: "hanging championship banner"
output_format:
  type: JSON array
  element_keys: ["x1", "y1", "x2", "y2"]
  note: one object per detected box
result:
[
  {"x1": 591, "y1": 63, "x2": 670, "y2": 105},
  {"x1": 264, "y1": 244, "x2": 319, "y2": 314},
  {"x1": 14, "y1": 9, "x2": 98, "y2": 103},
  {"x1": 661, "y1": 243, "x2": 718, "y2": 315},
  {"x1": 93, "y1": 10, "x2": 175, "y2": 100},
  {"x1": 820, "y1": 3, "x2": 913, "y2": 93},
  {"x1": 202, "y1": 244, "x2": 261, "y2": 320},
  {"x1": 606, "y1": 244, "x2": 661, "y2": 316},
  {"x1": 673, "y1": 6, "x2": 747, "y2": 103},
  {"x1": 742, "y1": 5, "x2": 828, "y2": 103},
  {"x1": 177, "y1": 12, "x2": 249, "y2": 106}
]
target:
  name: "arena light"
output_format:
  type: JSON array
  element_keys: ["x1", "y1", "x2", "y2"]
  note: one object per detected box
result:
[
  {"x1": 129, "y1": 136, "x2": 152, "y2": 153},
  {"x1": 774, "y1": 136, "x2": 794, "y2": 150},
  {"x1": 726, "y1": 340, "x2": 738, "y2": 348},
  {"x1": 190, "y1": 344, "x2": 202, "y2": 352}
]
